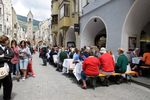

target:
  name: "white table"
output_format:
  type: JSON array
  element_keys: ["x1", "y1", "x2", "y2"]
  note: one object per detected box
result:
[
  {"x1": 62, "y1": 59, "x2": 75, "y2": 73},
  {"x1": 73, "y1": 62, "x2": 83, "y2": 81}
]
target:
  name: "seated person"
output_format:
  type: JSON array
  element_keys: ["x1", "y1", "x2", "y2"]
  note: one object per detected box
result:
[
  {"x1": 99, "y1": 47, "x2": 115, "y2": 74},
  {"x1": 129, "y1": 48, "x2": 140, "y2": 70},
  {"x1": 132, "y1": 46, "x2": 150, "y2": 73},
  {"x1": 99, "y1": 47, "x2": 115, "y2": 86},
  {"x1": 115, "y1": 48, "x2": 128, "y2": 73},
  {"x1": 81, "y1": 52, "x2": 100, "y2": 89},
  {"x1": 115, "y1": 48, "x2": 128, "y2": 83},
  {"x1": 73, "y1": 48, "x2": 80, "y2": 64},
  {"x1": 140, "y1": 51, "x2": 150, "y2": 67}
]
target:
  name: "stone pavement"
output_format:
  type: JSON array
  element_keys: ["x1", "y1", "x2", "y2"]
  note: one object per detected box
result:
[{"x1": 0, "y1": 53, "x2": 150, "y2": 100}]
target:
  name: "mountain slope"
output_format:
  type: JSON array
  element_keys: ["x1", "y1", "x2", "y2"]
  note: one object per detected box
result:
[{"x1": 17, "y1": 15, "x2": 40, "y2": 32}]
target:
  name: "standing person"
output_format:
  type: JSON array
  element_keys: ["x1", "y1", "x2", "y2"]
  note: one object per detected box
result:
[
  {"x1": 0, "y1": 35, "x2": 14, "y2": 100},
  {"x1": 19, "y1": 40, "x2": 31, "y2": 80},
  {"x1": 41, "y1": 43, "x2": 48, "y2": 66},
  {"x1": 11, "y1": 40, "x2": 20, "y2": 81},
  {"x1": 26, "y1": 41, "x2": 35, "y2": 77}
]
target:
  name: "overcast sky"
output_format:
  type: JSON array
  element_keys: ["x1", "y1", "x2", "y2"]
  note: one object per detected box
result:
[{"x1": 12, "y1": 0, "x2": 51, "y2": 21}]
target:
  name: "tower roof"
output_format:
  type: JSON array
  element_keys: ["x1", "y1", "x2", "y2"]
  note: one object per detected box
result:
[
  {"x1": 0, "y1": 0, "x2": 3, "y2": 4},
  {"x1": 27, "y1": 10, "x2": 33, "y2": 17}
]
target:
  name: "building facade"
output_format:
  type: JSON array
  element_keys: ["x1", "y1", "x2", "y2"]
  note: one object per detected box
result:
[
  {"x1": 0, "y1": 0, "x2": 13, "y2": 36},
  {"x1": 51, "y1": 0, "x2": 80, "y2": 48},
  {"x1": 0, "y1": 0, "x2": 4, "y2": 35},
  {"x1": 39, "y1": 18, "x2": 51, "y2": 45},
  {"x1": 12, "y1": 7, "x2": 20, "y2": 40},
  {"x1": 79, "y1": 0, "x2": 150, "y2": 55},
  {"x1": 51, "y1": 0, "x2": 59, "y2": 46}
]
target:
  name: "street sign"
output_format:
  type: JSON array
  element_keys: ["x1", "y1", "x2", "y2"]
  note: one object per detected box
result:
[{"x1": 74, "y1": 24, "x2": 80, "y2": 33}]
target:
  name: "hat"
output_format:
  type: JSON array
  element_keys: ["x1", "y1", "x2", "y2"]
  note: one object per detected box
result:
[{"x1": 100, "y1": 47, "x2": 106, "y2": 53}]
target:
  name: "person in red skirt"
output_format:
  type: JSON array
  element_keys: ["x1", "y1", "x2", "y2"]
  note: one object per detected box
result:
[{"x1": 26, "y1": 41, "x2": 35, "y2": 78}]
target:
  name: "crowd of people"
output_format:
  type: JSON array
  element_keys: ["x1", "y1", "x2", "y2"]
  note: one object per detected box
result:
[
  {"x1": 0, "y1": 35, "x2": 35, "y2": 100},
  {"x1": 0, "y1": 34, "x2": 149, "y2": 99},
  {"x1": 39, "y1": 42, "x2": 150, "y2": 89}
]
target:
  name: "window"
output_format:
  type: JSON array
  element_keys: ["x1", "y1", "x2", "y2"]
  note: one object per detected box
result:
[
  {"x1": 14, "y1": 24, "x2": 17, "y2": 28},
  {"x1": 60, "y1": 4, "x2": 69, "y2": 18},
  {"x1": 60, "y1": 6, "x2": 64, "y2": 18},
  {"x1": 52, "y1": 15, "x2": 58, "y2": 24},
  {"x1": 64, "y1": 4, "x2": 69, "y2": 17},
  {"x1": 0, "y1": 24, "x2": 2, "y2": 32}
]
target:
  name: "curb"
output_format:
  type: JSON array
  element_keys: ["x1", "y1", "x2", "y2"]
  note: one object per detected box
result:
[{"x1": 131, "y1": 79, "x2": 150, "y2": 89}]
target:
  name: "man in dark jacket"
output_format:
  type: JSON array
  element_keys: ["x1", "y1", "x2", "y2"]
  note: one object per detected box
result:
[
  {"x1": 0, "y1": 35, "x2": 14, "y2": 100},
  {"x1": 41, "y1": 43, "x2": 47, "y2": 66}
]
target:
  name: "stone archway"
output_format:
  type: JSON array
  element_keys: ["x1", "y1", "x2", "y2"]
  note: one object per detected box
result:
[
  {"x1": 122, "y1": 0, "x2": 150, "y2": 53},
  {"x1": 81, "y1": 16, "x2": 107, "y2": 48},
  {"x1": 65, "y1": 26, "x2": 76, "y2": 47},
  {"x1": 57, "y1": 32, "x2": 63, "y2": 47}
]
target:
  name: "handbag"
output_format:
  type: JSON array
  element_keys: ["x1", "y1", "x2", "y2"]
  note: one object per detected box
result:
[{"x1": 0, "y1": 63, "x2": 9, "y2": 79}]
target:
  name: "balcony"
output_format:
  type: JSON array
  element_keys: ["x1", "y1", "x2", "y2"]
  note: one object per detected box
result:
[{"x1": 59, "y1": 17, "x2": 71, "y2": 28}]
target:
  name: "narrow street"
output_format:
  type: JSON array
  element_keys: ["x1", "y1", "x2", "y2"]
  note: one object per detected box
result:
[{"x1": 0, "y1": 53, "x2": 150, "y2": 100}]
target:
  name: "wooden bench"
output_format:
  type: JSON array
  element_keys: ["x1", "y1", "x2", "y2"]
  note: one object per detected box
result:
[
  {"x1": 99, "y1": 71, "x2": 138, "y2": 84},
  {"x1": 99, "y1": 71, "x2": 138, "y2": 77},
  {"x1": 139, "y1": 66, "x2": 150, "y2": 76},
  {"x1": 86, "y1": 71, "x2": 139, "y2": 89},
  {"x1": 140, "y1": 66, "x2": 150, "y2": 69}
]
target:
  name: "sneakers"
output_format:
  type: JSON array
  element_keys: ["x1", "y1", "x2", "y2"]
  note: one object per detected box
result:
[
  {"x1": 32, "y1": 74, "x2": 36, "y2": 77},
  {"x1": 22, "y1": 77, "x2": 25, "y2": 80}
]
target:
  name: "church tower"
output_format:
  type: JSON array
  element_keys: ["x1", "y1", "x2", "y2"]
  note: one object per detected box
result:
[{"x1": 27, "y1": 10, "x2": 33, "y2": 41}]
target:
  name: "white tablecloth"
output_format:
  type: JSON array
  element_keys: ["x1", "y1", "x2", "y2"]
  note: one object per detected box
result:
[
  {"x1": 53, "y1": 55, "x2": 58, "y2": 64},
  {"x1": 73, "y1": 62, "x2": 83, "y2": 81},
  {"x1": 62, "y1": 59, "x2": 75, "y2": 73}
]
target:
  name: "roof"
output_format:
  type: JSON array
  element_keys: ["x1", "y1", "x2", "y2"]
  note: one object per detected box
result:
[{"x1": 27, "y1": 10, "x2": 33, "y2": 17}]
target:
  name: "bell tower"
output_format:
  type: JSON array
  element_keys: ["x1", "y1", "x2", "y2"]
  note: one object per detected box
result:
[{"x1": 27, "y1": 10, "x2": 33, "y2": 41}]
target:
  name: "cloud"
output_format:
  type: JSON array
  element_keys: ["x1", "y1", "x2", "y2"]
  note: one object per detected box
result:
[{"x1": 12, "y1": 0, "x2": 51, "y2": 21}]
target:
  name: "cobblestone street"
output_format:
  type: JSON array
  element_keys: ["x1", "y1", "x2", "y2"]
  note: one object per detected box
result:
[{"x1": 0, "y1": 53, "x2": 150, "y2": 100}]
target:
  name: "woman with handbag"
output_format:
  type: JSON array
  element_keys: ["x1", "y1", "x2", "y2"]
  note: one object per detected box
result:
[
  {"x1": 11, "y1": 40, "x2": 20, "y2": 81},
  {"x1": 19, "y1": 40, "x2": 31, "y2": 80},
  {"x1": 0, "y1": 35, "x2": 14, "y2": 100}
]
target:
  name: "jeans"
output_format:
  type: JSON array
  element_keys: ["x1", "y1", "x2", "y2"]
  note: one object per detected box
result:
[{"x1": 20, "y1": 59, "x2": 29, "y2": 70}]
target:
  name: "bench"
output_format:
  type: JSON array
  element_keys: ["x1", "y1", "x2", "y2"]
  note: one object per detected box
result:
[
  {"x1": 140, "y1": 66, "x2": 150, "y2": 69},
  {"x1": 139, "y1": 66, "x2": 150, "y2": 76},
  {"x1": 99, "y1": 71, "x2": 138, "y2": 77}
]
